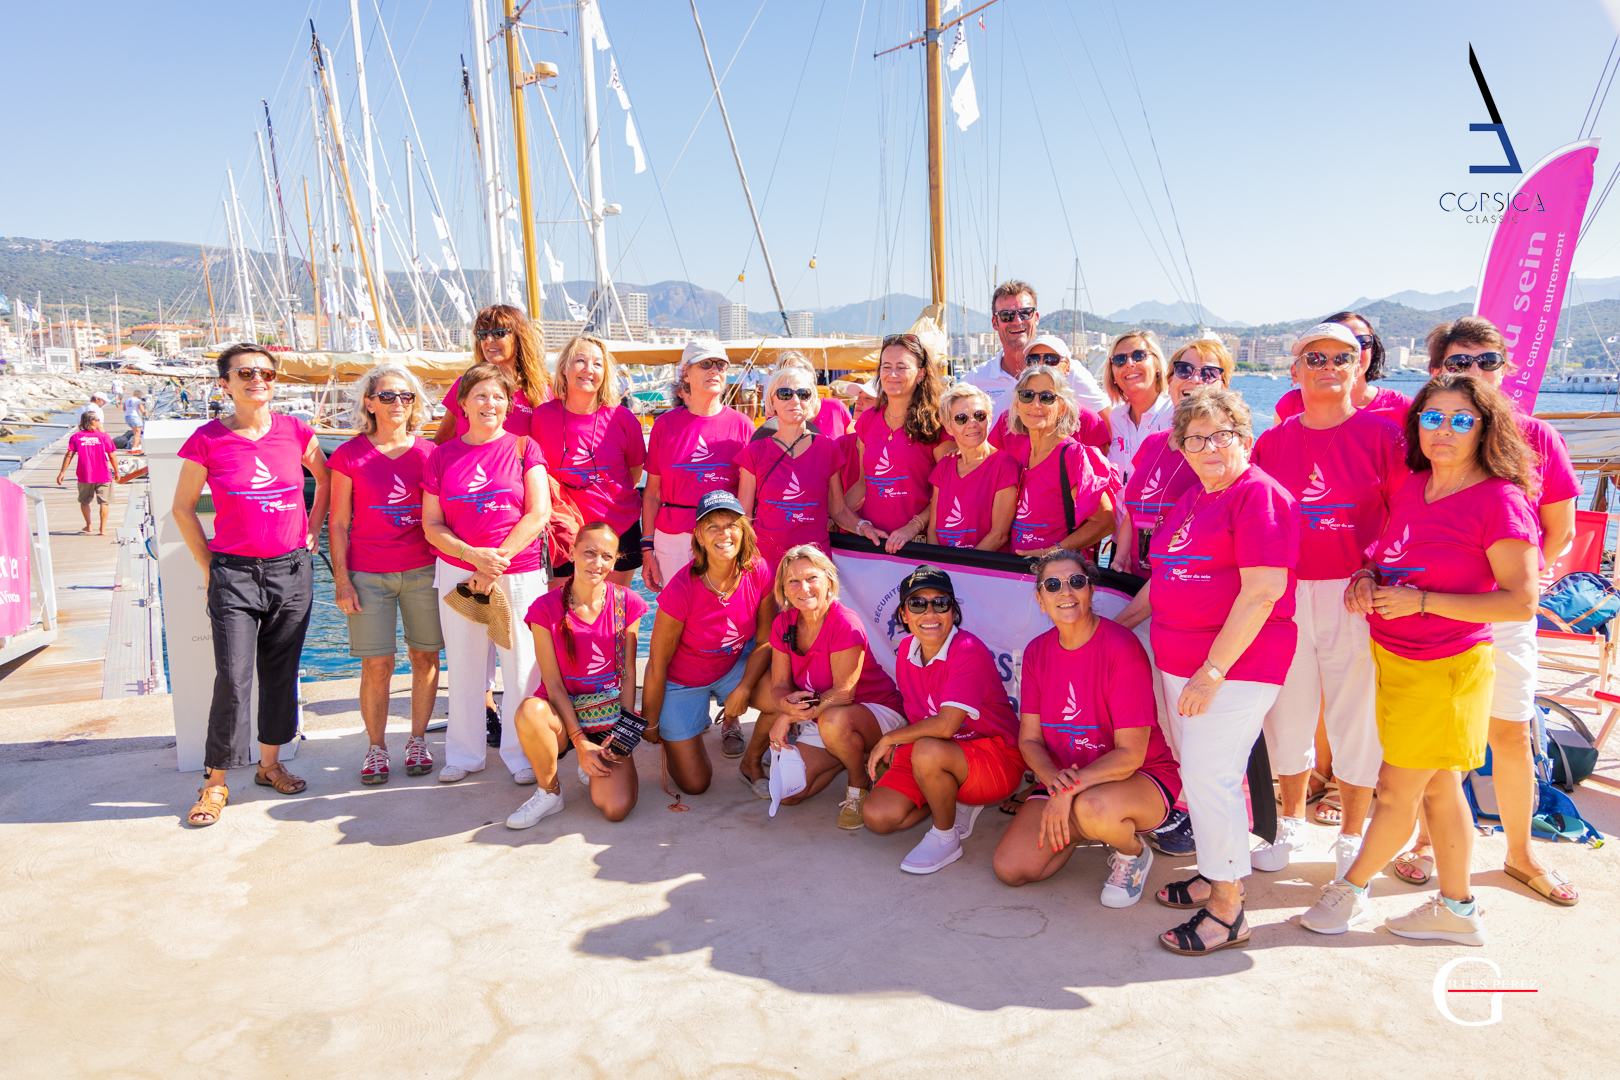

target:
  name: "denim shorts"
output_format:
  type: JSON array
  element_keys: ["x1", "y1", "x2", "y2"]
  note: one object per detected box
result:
[{"x1": 660, "y1": 640, "x2": 755, "y2": 742}]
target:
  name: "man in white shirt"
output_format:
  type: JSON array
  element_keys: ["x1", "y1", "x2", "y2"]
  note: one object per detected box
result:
[
  {"x1": 77, "y1": 391, "x2": 108, "y2": 424},
  {"x1": 961, "y1": 280, "x2": 1108, "y2": 417}
]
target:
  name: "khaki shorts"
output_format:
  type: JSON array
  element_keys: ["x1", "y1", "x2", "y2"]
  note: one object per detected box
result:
[
  {"x1": 77, "y1": 482, "x2": 112, "y2": 505},
  {"x1": 346, "y1": 564, "x2": 445, "y2": 657}
]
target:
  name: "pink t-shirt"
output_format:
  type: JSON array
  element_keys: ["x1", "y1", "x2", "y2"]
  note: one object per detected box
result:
[
  {"x1": 855, "y1": 409, "x2": 948, "y2": 533},
  {"x1": 657, "y1": 559, "x2": 773, "y2": 687},
  {"x1": 421, "y1": 433, "x2": 546, "y2": 573},
  {"x1": 178, "y1": 415, "x2": 313, "y2": 558},
  {"x1": 815, "y1": 396, "x2": 854, "y2": 439},
  {"x1": 1516, "y1": 414, "x2": 1581, "y2": 515},
  {"x1": 1008, "y1": 440, "x2": 1116, "y2": 552},
  {"x1": 837, "y1": 431, "x2": 863, "y2": 493},
  {"x1": 530, "y1": 400, "x2": 646, "y2": 533},
  {"x1": 989, "y1": 408, "x2": 1109, "y2": 452},
  {"x1": 1251, "y1": 410, "x2": 1409, "y2": 581},
  {"x1": 895, "y1": 628, "x2": 1018, "y2": 742},
  {"x1": 327, "y1": 435, "x2": 436, "y2": 573},
  {"x1": 442, "y1": 375, "x2": 543, "y2": 438},
  {"x1": 1121, "y1": 431, "x2": 1198, "y2": 530},
  {"x1": 1149, "y1": 465, "x2": 1299, "y2": 684},
  {"x1": 1370, "y1": 473, "x2": 1540, "y2": 661},
  {"x1": 736, "y1": 434, "x2": 845, "y2": 565},
  {"x1": 929, "y1": 450, "x2": 1019, "y2": 548},
  {"x1": 1276, "y1": 385, "x2": 1412, "y2": 427},
  {"x1": 1021, "y1": 620, "x2": 1181, "y2": 799},
  {"x1": 68, "y1": 431, "x2": 116, "y2": 484},
  {"x1": 770, "y1": 601, "x2": 904, "y2": 711},
  {"x1": 645, "y1": 406, "x2": 755, "y2": 534},
  {"x1": 525, "y1": 583, "x2": 649, "y2": 697}
]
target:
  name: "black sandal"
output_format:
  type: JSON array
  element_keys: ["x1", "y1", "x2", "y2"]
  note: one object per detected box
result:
[
  {"x1": 1157, "y1": 873, "x2": 1212, "y2": 909},
  {"x1": 1160, "y1": 906, "x2": 1250, "y2": 956}
]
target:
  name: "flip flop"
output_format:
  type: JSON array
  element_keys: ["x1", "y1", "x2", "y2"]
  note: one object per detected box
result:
[
  {"x1": 1312, "y1": 785, "x2": 1342, "y2": 827},
  {"x1": 1504, "y1": 864, "x2": 1579, "y2": 907},
  {"x1": 1392, "y1": 851, "x2": 1433, "y2": 885}
]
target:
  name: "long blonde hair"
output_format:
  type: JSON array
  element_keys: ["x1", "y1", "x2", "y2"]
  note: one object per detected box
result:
[{"x1": 550, "y1": 334, "x2": 621, "y2": 409}]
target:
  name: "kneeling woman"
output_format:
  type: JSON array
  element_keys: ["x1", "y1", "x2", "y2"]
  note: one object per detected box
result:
[
  {"x1": 993, "y1": 552, "x2": 1182, "y2": 908},
  {"x1": 862, "y1": 565, "x2": 1025, "y2": 874},
  {"x1": 508, "y1": 523, "x2": 648, "y2": 827},
  {"x1": 768, "y1": 546, "x2": 908, "y2": 829}
]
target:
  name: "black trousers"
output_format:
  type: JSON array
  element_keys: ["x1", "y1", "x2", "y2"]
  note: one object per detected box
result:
[{"x1": 204, "y1": 550, "x2": 313, "y2": 770}]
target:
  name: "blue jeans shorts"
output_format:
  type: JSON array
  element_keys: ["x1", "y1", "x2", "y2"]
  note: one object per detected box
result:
[{"x1": 660, "y1": 640, "x2": 755, "y2": 742}]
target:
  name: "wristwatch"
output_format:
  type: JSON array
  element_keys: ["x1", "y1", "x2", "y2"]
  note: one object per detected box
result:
[{"x1": 1203, "y1": 662, "x2": 1226, "y2": 682}]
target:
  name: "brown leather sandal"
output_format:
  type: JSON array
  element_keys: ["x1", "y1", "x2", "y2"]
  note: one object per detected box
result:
[
  {"x1": 188, "y1": 785, "x2": 229, "y2": 826},
  {"x1": 254, "y1": 762, "x2": 307, "y2": 795}
]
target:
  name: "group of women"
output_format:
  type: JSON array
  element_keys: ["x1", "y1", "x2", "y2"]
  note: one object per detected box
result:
[{"x1": 173, "y1": 297, "x2": 1581, "y2": 958}]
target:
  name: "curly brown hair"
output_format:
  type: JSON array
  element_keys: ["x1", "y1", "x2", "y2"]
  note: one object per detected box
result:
[
  {"x1": 1405, "y1": 374, "x2": 1534, "y2": 493},
  {"x1": 473, "y1": 304, "x2": 547, "y2": 405},
  {"x1": 876, "y1": 334, "x2": 945, "y2": 444}
]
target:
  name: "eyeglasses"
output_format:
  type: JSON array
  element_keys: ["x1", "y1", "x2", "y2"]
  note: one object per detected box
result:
[
  {"x1": 1025, "y1": 352, "x2": 1064, "y2": 367},
  {"x1": 454, "y1": 582, "x2": 491, "y2": 605},
  {"x1": 952, "y1": 410, "x2": 989, "y2": 425},
  {"x1": 904, "y1": 595, "x2": 955, "y2": 614},
  {"x1": 1301, "y1": 350, "x2": 1356, "y2": 369},
  {"x1": 1441, "y1": 352, "x2": 1506, "y2": 373},
  {"x1": 1016, "y1": 389, "x2": 1060, "y2": 405},
  {"x1": 474, "y1": 327, "x2": 511, "y2": 341},
  {"x1": 1180, "y1": 429, "x2": 1241, "y2": 452},
  {"x1": 994, "y1": 307, "x2": 1036, "y2": 325},
  {"x1": 370, "y1": 390, "x2": 416, "y2": 404},
  {"x1": 774, "y1": 387, "x2": 815, "y2": 401},
  {"x1": 693, "y1": 358, "x2": 729, "y2": 372},
  {"x1": 1110, "y1": 349, "x2": 1151, "y2": 367},
  {"x1": 1040, "y1": 573, "x2": 1091, "y2": 593},
  {"x1": 230, "y1": 366, "x2": 278, "y2": 383},
  {"x1": 1418, "y1": 409, "x2": 1478, "y2": 434},
  {"x1": 1172, "y1": 361, "x2": 1224, "y2": 384},
  {"x1": 1355, "y1": 334, "x2": 1376, "y2": 349}
]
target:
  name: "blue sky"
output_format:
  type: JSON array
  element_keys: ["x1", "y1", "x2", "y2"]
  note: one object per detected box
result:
[{"x1": 3, "y1": 1, "x2": 1618, "y2": 324}]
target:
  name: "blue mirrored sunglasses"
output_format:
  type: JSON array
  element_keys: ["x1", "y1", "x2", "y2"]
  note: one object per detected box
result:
[{"x1": 1418, "y1": 409, "x2": 1477, "y2": 434}]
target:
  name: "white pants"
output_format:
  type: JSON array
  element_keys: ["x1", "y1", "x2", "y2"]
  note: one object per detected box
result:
[
  {"x1": 1490, "y1": 616, "x2": 1538, "y2": 723},
  {"x1": 1161, "y1": 673, "x2": 1279, "y2": 883},
  {"x1": 653, "y1": 529, "x2": 693, "y2": 588},
  {"x1": 435, "y1": 560, "x2": 547, "y2": 774},
  {"x1": 1261, "y1": 577, "x2": 1382, "y2": 789}
]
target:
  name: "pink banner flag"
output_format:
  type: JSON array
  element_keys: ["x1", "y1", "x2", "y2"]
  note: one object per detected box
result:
[
  {"x1": 0, "y1": 478, "x2": 31, "y2": 637},
  {"x1": 1475, "y1": 138, "x2": 1600, "y2": 412}
]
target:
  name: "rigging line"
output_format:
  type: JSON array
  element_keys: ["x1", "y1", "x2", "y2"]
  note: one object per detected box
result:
[
  {"x1": 1573, "y1": 275, "x2": 1615, "y2": 365},
  {"x1": 1582, "y1": 37, "x2": 1620, "y2": 141},
  {"x1": 1580, "y1": 36, "x2": 1618, "y2": 139},
  {"x1": 1578, "y1": 155, "x2": 1620, "y2": 246},
  {"x1": 1006, "y1": 21, "x2": 1084, "y2": 306},
  {"x1": 1098, "y1": 0, "x2": 1205, "y2": 325},
  {"x1": 810, "y1": 0, "x2": 868, "y2": 256},
  {"x1": 877, "y1": 49, "x2": 926, "y2": 315}
]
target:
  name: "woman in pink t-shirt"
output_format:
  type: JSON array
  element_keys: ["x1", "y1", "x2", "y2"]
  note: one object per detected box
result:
[
  {"x1": 846, "y1": 334, "x2": 952, "y2": 552},
  {"x1": 532, "y1": 334, "x2": 646, "y2": 586},
  {"x1": 329, "y1": 363, "x2": 443, "y2": 787},
  {"x1": 172, "y1": 344, "x2": 331, "y2": 827},
  {"x1": 422, "y1": 363, "x2": 552, "y2": 785},
  {"x1": 1273, "y1": 310, "x2": 1411, "y2": 426},
  {"x1": 1116, "y1": 386, "x2": 1298, "y2": 956},
  {"x1": 994, "y1": 551, "x2": 1181, "y2": 908},
  {"x1": 56, "y1": 412, "x2": 119, "y2": 534},
  {"x1": 767, "y1": 546, "x2": 907, "y2": 829},
  {"x1": 1004, "y1": 367, "x2": 1117, "y2": 557},
  {"x1": 433, "y1": 304, "x2": 550, "y2": 443},
  {"x1": 926, "y1": 384, "x2": 1017, "y2": 551},
  {"x1": 986, "y1": 333, "x2": 1110, "y2": 453},
  {"x1": 506, "y1": 523, "x2": 649, "y2": 829},
  {"x1": 1300, "y1": 375, "x2": 1539, "y2": 945}
]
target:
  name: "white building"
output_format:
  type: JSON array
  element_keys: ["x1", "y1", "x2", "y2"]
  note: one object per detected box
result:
[
  {"x1": 718, "y1": 303, "x2": 749, "y2": 341},
  {"x1": 786, "y1": 311, "x2": 814, "y2": 338},
  {"x1": 621, "y1": 292, "x2": 648, "y2": 328}
]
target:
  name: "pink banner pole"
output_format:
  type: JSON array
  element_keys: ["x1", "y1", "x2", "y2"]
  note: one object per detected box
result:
[
  {"x1": 1474, "y1": 138, "x2": 1600, "y2": 413},
  {"x1": 0, "y1": 478, "x2": 32, "y2": 638}
]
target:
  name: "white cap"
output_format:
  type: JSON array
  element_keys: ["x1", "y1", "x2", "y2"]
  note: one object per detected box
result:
[
  {"x1": 859, "y1": 378, "x2": 880, "y2": 397},
  {"x1": 681, "y1": 338, "x2": 728, "y2": 367},
  {"x1": 768, "y1": 745, "x2": 808, "y2": 817},
  {"x1": 1026, "y1": 333, "x2": 1072, "y2": 360},
  {"x1": 90, "y1": 391, "x2": 107, "y2": 401},
  {"x1": 1290, "y1": 322, "x2": 1361, "y2": 357}
]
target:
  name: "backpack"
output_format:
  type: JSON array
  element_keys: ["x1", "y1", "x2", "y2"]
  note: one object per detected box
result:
[
  {"x1": 1463, "y1": 706, "x2": 1604, "y2": 846},
  {"x1": 1536, "y1": 570, "x2": 1620, "y2": 636}
]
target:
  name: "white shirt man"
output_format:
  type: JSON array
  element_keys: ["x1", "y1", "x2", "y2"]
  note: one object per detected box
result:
[
  {"x1": 961, "y1": 284, "x2": 1108, "y2": 416},
  {"x1": 77, "y1": 393, "x2": 107, "y2": 423}
]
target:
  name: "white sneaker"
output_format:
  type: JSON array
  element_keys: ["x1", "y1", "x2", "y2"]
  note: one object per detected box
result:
[
  {"x1": 513, "y1": 768, "x2": 537, "y2": 785},
  {"x1": 438, "y1": 765, "x2": 470, "y2": 783},
  {"x1": 1100, "y1": 846, "x2": 1154, "y2": 908},
  {"x1": 506, "y1": 788, "x2": 564, "y2": 829},
  {"x1": 1333, "y1": 832, "x2": 1363, "y2": 881},
  {"x1": 1300, "y1": 881, "x2": 1371, "y2": 935},
  {"x1": 578, "y1": 761, "x2": 593, "y2": 786},
  {"x1": 1385, "y1": 895, "x2": 1489, "y2": 947},
  {"x1": 1251, "y1": 815, "x2": 1310, "y2": 872},
  {"x1": 901, "y1": 828, "x2": 964, "y2": 874},
  {"x1": 954, "y1": 802, "x2": 985, "y2": 840}
]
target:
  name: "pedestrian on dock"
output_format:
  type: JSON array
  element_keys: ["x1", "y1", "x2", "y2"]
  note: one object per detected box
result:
[
  {"x1": 329, "y1": 363, "x2": 443, "y2": 787},
  {"x1": 171, "y1": 344, "x2": 332, "y2": 827},
  {"x1": 55, "y1": 412, "x2": 119, "y2": 536}
]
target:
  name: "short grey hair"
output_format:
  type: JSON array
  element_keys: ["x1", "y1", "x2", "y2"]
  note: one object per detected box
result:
[
  {"x1": 348, "y1": 362, "x2": 429, "y2": 435},
  {"x1": 938, "y1": 383, "x2": 991, "y2": 426},
  {"x1": 1171, "y1": 385, "x2": 1253, "y2": 447},
  {"x1": 763, "y1": 363, "x2": 815, "y2": 419},
  {"x1": 1007, "y1": 366, "x2": 1078, "y2": 438}
]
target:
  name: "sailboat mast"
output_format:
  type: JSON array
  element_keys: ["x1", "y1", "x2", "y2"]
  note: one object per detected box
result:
[
  {"x1": 313, "y1": 27, "x2": 387, "y2": 350},
  {"x1": 470, "y1": 1, "x2": 507, "y2": 306},
  {"x1": 504, "y1": 1, "x2": 544, "y2": 318},
  {"x1": 310, "y1": 83, "x2": 346, "y2": 348},
  {"x1": 406, "y1": 140, "x2": 421, "y2": 346},
  {"x1": 349, "y1": 0, "x2": 390, "y2": 346},
  {"x1": 579, "y1": 0, "x2": 611, "y2": 328},
  {"x1": 925, "y1": 0, "x2": 946, "y2": 308},
  {"x1": 225, "y1": 169, "x2": 256, "y2": 342},
  {"x1": 262, "y1": 101, "x2": 299, "y2": 348},
  {"x1": 304, "y1": 179, "x2": 322, "y2": 352},
  {"x1": 257, "y1": 131, "x2": 294, "y2": 347},
  {"x1": 201, "y1": 245, "x2": 220, "y2": 346}
]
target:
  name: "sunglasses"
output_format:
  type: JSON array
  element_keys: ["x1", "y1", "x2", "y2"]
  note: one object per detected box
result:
[
  {"x1": 1172, "y1": 361, "x2": 1224, "y2": 384},
  {"x1": 882, "y1": 332, "x2": 923, "y2": 347},
  {"x1": 1355, "y1": 333, "x2": 1376, "y2": 349},
  {"x1": 1418, "y1": 409, "x2": 1478, "y2": 434},
  {"x1": 774, "y1": 387, "x2": 815, "y2": 401},
  {"x1": 1041, "y1": 573, "x2": 1091, "y2": 593},
  {"x1": 1441, "y1": 352, "x2": 1506, "y2": 373},
  {"x1": 1025, "y1": 352, "x2": 1064, "y2": 367},
  {"x1": 904, "y1": 595, "x2": 955, "y2": 614},
  {"x1": 1110, "y1": 349, "x2": 1151, "y2": 367},
  {"x1": 230, "y1": 366, "x2": 278, "y2": 383},
  {"x1": 1016, "y1": 389, "x2": 1060, "y2": 405},
  {"x1": 454, "y1": 582, "x2": 491, "y2": 605},
  {"x1": 1180, "y1": 429, "x2": 1240, "y2": 452},
  {"x1": 994, "y1": 307, "x2": 1036, "y2": 324},
  {"x1": 370, "y1": 390, "x2": 416, "y2": 404},
  {"x1": 474, "y1": 327, "x2": 511, "y2": 340},
  {"x1": 1301, "y1": 350, "x2": 1356, "y2": 369},
  {"x1": 693, "y1": 358, "x2": 729, "y2": 371},
  {"x1": 952, "y1": 409, "x2": 990, "y2": 425}
]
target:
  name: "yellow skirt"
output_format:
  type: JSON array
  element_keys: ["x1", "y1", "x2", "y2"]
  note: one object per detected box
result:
[{"x1": 1372, "y1": 641, "x2": 1493, "y2": 772}]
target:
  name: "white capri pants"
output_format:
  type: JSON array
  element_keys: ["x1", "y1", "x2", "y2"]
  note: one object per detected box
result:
[
  {"x1": 1161, "y1": 673, "x2": 1280, "y2": 883},
  {"x1": 435, "y1": 560, "x2": 548, "y2": 774},
  {"x1": 653, "y1": 529, "x2": 694, "y2": 588},
  {"x1": 1261, "y1": 577, "x2": 1383, "y2": 790},
  {"x1": 1490, "y1": 616, "x2": 1538, "y2": 723}
]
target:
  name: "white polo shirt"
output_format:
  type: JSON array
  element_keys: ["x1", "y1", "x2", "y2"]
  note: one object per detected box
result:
[
  {"x1": 962, "y1": 353, "x2": 1109, "y2": 417},
  {"x1": 1107, "y1": 393, "x2": 1174, "y2": 480}
]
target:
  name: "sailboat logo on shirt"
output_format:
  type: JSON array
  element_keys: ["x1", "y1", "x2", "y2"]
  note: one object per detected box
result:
[
  {"x1": 1050, "y1": 682, "x2": 1103, "y2": 754},
  {"x1": 468, "y1": 464, "x2": 491, "y2": 492},
  {"x1": 936, "y1": 500, "x2": 972, "y2": 547},
  {"x1": 1381, "y1": 525, "x2": 1411, "y2": 563},
  {"x1": 1297, "y1": 462, "x2": 1353, "y2": 530},
  {"x1": 1374, "y1": 525, "x2": 1426, "y2": 588},
  {"x1": 576, "y1": 641, "x2": 616, "y2": 691},
  {"x1": 1138, "y1": 467, "x2": 1164, "y2": 502},
  {"x1": 780, "y1": 476, "x2": 805, "y2": 501},
  {"x1": 587, "y1": 642, "x2": 610, "y2": 672},
  {"x1": 231, "y1": 456, "x2": 299, "y2": 513},
  {"x1": 763, "y1": 475, "x2": 815, "y2": 525},
  {"x1": 867, "y1": 446, "x2": 903, "y2": 499},
  {"x1": 249, "y1": 457, "x2": 274, "y2": 488},
  {"x1": 1010, "y1": 486, "x2": 1044, "y2": 548},
  {"x1": 691, "y1": 436, "x2": 713, "y2": 462},
  {"x1": 387, "y1": 475, "x2": 410, "y2": 503},
  {"x1": 1301, "y1": 464, "x2": 1330, "y2": 502}
]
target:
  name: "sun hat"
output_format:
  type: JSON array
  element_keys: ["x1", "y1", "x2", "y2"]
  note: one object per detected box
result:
[
  {"x1": 769, "y1": 745, "x2": 808, "y2": 817},
  {"x1": 443, "y1": 579, "x2": 515, "y2": 650},
  {"x1": 1290, "y1": 322, "x2": 1362, "y2": 357}
]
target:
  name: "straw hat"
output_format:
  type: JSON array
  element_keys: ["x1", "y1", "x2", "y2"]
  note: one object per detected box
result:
[{"x1": 443, "y1": 578, "x2": 515, "y2": 650}]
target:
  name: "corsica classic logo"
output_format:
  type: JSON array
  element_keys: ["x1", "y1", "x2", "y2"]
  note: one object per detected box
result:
[{"x1": 1439, "y1": 44, "x2": 1537, "y2": 224}]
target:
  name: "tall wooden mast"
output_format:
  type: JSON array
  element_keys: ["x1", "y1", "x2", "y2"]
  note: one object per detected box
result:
[
  {"x1": 925, "y1": 0, "x2": 947, "y2": 307},
  {"x1": 503, "y1": 0, "x2": 544, "y2": 317}
]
